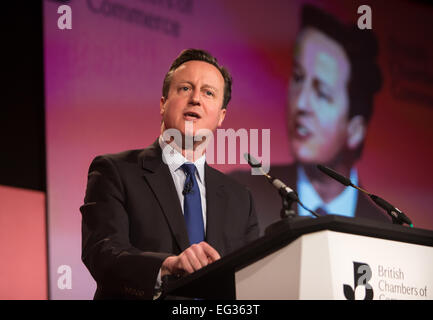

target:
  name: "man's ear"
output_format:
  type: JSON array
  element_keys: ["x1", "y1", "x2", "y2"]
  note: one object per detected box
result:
[
  {"x1": 160, "y1": 97, "x2": 166, "y2": 116},
  {"x1": 347, "y1": 115, "x2": 366, "y2": 150},
  {"x1": 217, "y1": 108, "x2": 227, "y2": 127}
]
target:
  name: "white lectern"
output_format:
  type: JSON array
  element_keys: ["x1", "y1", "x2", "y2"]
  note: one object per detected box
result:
[{"x1": 166, "y1": 215, "x2": 433, "y2": 300}]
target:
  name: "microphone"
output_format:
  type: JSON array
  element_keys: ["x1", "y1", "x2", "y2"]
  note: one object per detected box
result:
[
  {"x1": 244, "y1": 153, "x2": 320, "y2": 218},
  {"x1": 317, "y1": 164, "x2": 352, "y2": 187},
  {"x1": 369, "y1": 195, "x2": 412, "y2": 226},
  {"x1": 317, "y1": 164, "x2": 413, "y2": 227},
  {"x1": 271, "y1": 177, "x2": 299, "y2": 202},
  {"x1": 244, "y1": 153, "x2": 298, "y2": 202}
]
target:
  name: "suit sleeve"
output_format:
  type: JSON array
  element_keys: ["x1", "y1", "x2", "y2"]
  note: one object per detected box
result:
[{"x1": 80, "y1": 155, "x2": 171, "y2": 299}]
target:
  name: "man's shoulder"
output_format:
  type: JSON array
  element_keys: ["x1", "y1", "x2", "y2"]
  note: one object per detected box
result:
[
  {"x1": 269, "y1": 163, "x2": 297, "y2": 178},
  {"x1": 229, "y1": 163, "x2": 297, "y2": 176},
  {"x1": 206, "y1": 165, "x2": 254, "y2": 194},
  {"x1": 356, "y1": 188, "x2": 390, "y2": 223},
  {"x1": 228, "y1": 163, "x2": 298, "y2": 188},
  {"x1": 86, "y1": 141, "x2": 163, "y2": 178}
]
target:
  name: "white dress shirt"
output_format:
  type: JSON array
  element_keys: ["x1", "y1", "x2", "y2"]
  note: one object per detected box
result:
[
  {"x1": 158, "y1": 136, "x2": 207, "y2": 231},
  {"x1": 297, "y1": 165, "x2": 358, "y2": 218},
  {"x1": 154, "y1": 136, "x2": 207, "y2": 298}
]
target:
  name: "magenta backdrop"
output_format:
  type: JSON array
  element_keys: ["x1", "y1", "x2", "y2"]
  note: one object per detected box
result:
[{"x1": 44, "y1": 0, "x2": 433, "y2": 299}]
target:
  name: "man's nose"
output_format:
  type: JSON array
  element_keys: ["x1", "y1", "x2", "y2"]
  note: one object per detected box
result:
[
  {"x1": 189, "y1": 89, "x2": 201, "y2": 106},
  {"x1": 294, "y1": 82, "x2": 311, "y2": 112}
]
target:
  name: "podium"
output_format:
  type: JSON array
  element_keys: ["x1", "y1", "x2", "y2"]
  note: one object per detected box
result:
[{"x1": 165, "y1": 215, "x2": 433, "y2": 300}]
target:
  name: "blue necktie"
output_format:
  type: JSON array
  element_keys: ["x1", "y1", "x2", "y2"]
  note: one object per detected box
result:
[{"x1": 181, "y1": 163, "x2": 205, "y2": 245}]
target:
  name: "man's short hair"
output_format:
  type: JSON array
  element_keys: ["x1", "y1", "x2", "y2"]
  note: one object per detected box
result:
[
  {"x1": 162, "y1": 48, "x2": 232, "y2": 109},
  {"x1": 300, "y1": 4, "x2": 382, "y2": 124}
]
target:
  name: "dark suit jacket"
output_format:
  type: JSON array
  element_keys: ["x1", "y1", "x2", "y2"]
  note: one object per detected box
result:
[
  {"x1": 80, "y1": 140, "x2": 259, "y2": 299},
  {"x1": 230, "y1": 164, "x2": 390, "y2": 235}
]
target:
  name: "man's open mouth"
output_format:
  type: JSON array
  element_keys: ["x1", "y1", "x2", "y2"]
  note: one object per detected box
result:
[
  {"x1": 293, "y1": 121, "x2": 312, "y2": 139},
  {"x1": 183, "y1": 111, "x2": 201, "y2": 120}
]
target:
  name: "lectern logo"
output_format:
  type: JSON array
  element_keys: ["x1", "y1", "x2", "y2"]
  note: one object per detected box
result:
[{"x1": 343, "y1": 262, "x2": 374, "y2": 300}]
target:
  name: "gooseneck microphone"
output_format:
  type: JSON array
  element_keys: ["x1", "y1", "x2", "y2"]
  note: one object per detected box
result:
[
  {"x1": 317, "y1": 165, "x2": 352, "y2": 187},
  {"x1": 244, "y1": 153, "x2": 320, "y2": 218},
  {"x1": 317, "y1": 164, "x2": 413, "y2": 227}
]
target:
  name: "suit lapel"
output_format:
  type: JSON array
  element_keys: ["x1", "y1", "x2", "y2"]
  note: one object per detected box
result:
[
  {"x1": 204, "y1": 164, "x2": 227, "y2": 254},
  {"x1": 140, "y1": 140, "x2": 190, "y2": 252}
]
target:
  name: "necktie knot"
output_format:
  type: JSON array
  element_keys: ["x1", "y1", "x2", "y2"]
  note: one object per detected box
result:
[
  {"x1": 181, "y1": 163, "x2": 197, "y2": 177},
  {"x1": 315, "y1": 207, "x2": 328, "y2": 216}
]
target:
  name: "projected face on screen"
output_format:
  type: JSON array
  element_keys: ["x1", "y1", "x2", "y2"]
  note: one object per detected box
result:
[{"x1": 288, "y1": 28, "x2": 364, "y2": 165}]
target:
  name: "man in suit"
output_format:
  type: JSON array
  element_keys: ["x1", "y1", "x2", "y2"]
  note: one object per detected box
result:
[
  {"x1": 80, "y1": 49, "x2": 259, "y2": 299},
  {"x1": 230, "y1": 5, "x2": 389, "y2": 234}
]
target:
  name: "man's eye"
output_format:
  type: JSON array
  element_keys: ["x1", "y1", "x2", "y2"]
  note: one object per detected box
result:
[
  {"x1": 178, "y1": 86, "x2": 190, "y2": 92},
  {"x1": 205, "y1": 90, "x2": 214, "y2": 97},
  {"x1": 312, "y1": 80, "x2": 332, "y2": 103},
  {"x1": 317, "y1": 90, "x2": 332, "y2": 103}
]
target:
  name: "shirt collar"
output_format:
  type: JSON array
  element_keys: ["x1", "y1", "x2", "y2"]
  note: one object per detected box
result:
[
  {"x1": 158, "y1": 135, "x2": 206, "y2": 183},
  {"x1": 297, "y1": 165, "x2": 358, "y2": 217}
]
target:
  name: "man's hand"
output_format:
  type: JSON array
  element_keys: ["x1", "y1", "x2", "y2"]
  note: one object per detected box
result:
[{"x1": 161, "y1": 242, "x2": 221, "y2": 277}]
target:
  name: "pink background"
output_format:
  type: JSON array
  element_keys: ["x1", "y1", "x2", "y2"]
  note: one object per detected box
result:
[
  {"x1": 43, "y1": 0, "x2": 433, "y2": 299},
  {"x1": 0, "y1": 186, "x2": 47, "y2": 299}
]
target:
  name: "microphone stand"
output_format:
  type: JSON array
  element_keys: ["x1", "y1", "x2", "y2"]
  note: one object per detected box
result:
[
  {"x1": 281, "y1": 196, "x2": 296, "y2": 220},
  {"x1": 265, "y1": 194, "x2": 311, "y2": 235},
  {"x1": 244, "y1": 153, "x2": 318, "y2": 235}
]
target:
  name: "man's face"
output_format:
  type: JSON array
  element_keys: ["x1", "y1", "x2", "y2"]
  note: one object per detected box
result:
[
  {"x1": 160, "y1": 60, "x2": 226, "y2": 138},
  {"x1": 288, "y1": 28, "x2": 357, "y2": 165}
]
